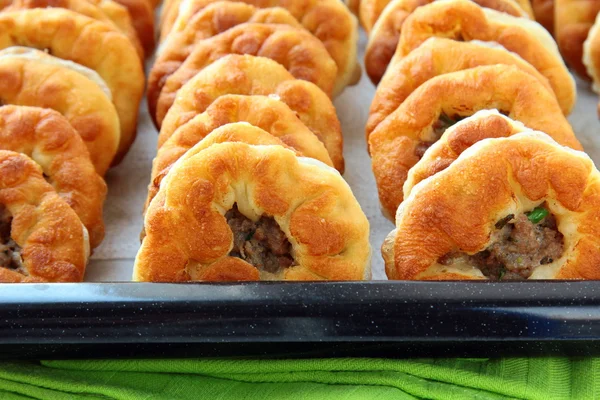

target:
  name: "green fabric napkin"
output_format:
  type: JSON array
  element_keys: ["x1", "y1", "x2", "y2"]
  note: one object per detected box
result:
[{"x1": 0, "y1": 357, "x2": 596, "y2": 399}]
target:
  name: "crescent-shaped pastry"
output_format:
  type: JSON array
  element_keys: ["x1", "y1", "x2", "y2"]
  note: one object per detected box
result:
[
  {"x1": 0, "y1": 9, "x2": 145, "y2": 164},
  {"x1": 149, "y1": 2, "x2": 302, "y2": 119},
  {"x1": 369, "y1": 65, "x2": 581, "y2": 219},
  {"x1": 383, "y1": 131, "x2": 600, "y2": 281},
  {"x1": 0, "y1": 47, "x2": 120, "y2": 175},
  {"x1": 555, "y1": 0, "x2": 600, "y2": 79},
  {"x1": 146, "y1": 95, "x2": 334, "y2": 212},
  {"x1": 392, "y1": 0, "x2": 575, "y2": 115},
  {"x1": 110, "y1": 0, "x2": 155, "y2": 55},
  {"x1": 154, "y1": 23, "x2": 338, "y2": 125},
  {"x1": 0, "y1": 0, "x2": 144, "y2": 59},
  {"x1": 366, "y1": 38, "x2": 554, "y2": 138},
  {"x1": 160, "y1": 0, "x2": 360, "y2": 95},
  {"x1": 0, "y1": 106, "x2": 107, "y2": 249},
  {"x1": 583, "y1": 13, "x2": 600, "y2": 104},
  {"x1": 0, "y1": 150, "x2": 89, "y2": 283},
  {"x1": 365, "y1": 0, "x2": 529, "y2": 84},
  {"x1": 157, "y1": 55, "x2": 344, "y2": 172},
  {"x1": 532, "y1": 0, "x2": 554, "y2": 34},
  {"x1": 134, "y1": 138, "x2": 371, "y2": 282},
  {"x1": 403, "y1": 109, "x2": 576, "y2": 197}
]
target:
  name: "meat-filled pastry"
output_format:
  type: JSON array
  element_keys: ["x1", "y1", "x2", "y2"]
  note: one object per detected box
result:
[
  {"x1": 583, "y1": 13, "x2": 600, "y2": 106},
  {"x1": 0, "y1": 0, "x2": 144, "y2": 59},
  {"x1": 134, "y1": 140, "x2": 371, "y2": 282},
  {"x1": 383, "y1": 132, "x2": 600, "y2": 281},
  {"x1": 365, "y1": 0, "x2": 529, "y2": 84},
  {"x1": 147, "y1": 95, "x2": 334, "y2": 211},
  {"x1": 160, "y1": 0, "x2": 360, "y2": 95},
  {"x1": 369, "y1": 65, "x2": 581, "y2": 219},
  {"x1": 532, "y1": 0, "x2": 554, "y2": 34},
  {"x1": 0, "y1": 47, "x2": 120, "y2": 175},
  {"x1": 110, "y1": 0, "x2": 155, "y2": 54},
  {"x1": 404, "y1": 109, "x2": 577, "y2": 197},
  {"x1": 366, "y1": 38, "x2": 553, "y2": 138},
  {"x1": 555, "y1": 0, "x2": 600, "y2": 79},
  {"x1": 157, "y1": 24, "x2": 337, "y2": 113},
  {"x1": 0, "y1": 106, "x2": 107, "y2": 248},
  {"x1": 392, "y1": 0, "x2": 575, "y2": 115},
  {"x1": 0, "y1": 151, "x2": 89, "y2": 282},
  {"x1": 0, "y1": 9, "x2": 145, "y2": 164},
  {"x1": 158, "y1": 55, "x2": 344, "y2": 172},
  {"x1": 149, "y1": 23, "x2": 337, "y2": 123}
]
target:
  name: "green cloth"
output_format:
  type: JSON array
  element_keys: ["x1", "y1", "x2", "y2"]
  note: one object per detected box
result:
[{"x1": 0, "y1": 358, "x2": 596, "y2": 399}]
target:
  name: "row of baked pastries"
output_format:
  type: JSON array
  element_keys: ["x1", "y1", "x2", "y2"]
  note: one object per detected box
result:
[
  {"x1": 134, "y1": 0, "x2": 372, "y2": 282},
  {"x1": 366, "y1": 0, "x2": 600, "y2": 281},
  {"x1": 0, "y1": 2, "x2": 148, "y2": 281}
]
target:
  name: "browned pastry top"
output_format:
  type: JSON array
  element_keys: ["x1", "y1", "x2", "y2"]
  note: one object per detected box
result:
[
  {"x1": 366, "y1": 38, "x2": 554, "y2": 138},
  {"x1": 148, "y1": 1, "x2": 301, "y2": 120},
  {"x1": 160, "y1": 0, "x2": 360, "y2": 94},
  {"x1": 555, "y1": 0, "x2": 600, "y2": 79},
  {"x1": 0, "y1": 150, "x2": 88, "y2": 282},
  {"x1": 383, "y1": 131, "x2": 600, "y2": 281},
  {"x1": 158, "y1": 55, "x2": 344, "y2": 173},
  {"x1": 0, "y1": 106, "x2": 106, "y2": 249},
  {"x1": 368, "y1": 65, "x2": 581, "y2": 220},
  {"x1": 110, "y1": 0, "x2": 155, "y2": 55},
  {"x1": 147, "y1": 95, "x2": 334, "y2": 213},
  {"x1": 0, "y1": 0, "x2": 144, "y2": 59},
  {"x1": 393, "y1": 0, "x2": 575, "y2": 115},
  {"x1": 0, "y1": 48, "x2": 120, "y2": 175},
  {"x1": 154, "y1": 22, "x2": 338, "y2": 124},
  {"x1": 364, "y1": 0, "x2": 529, "y2": 84},
  {"x1": 134, "y1": 135, "x2": 371, "y2": 282},
  {"x1": 0, "y1": 9, "x2": 145, "y2": 164}
]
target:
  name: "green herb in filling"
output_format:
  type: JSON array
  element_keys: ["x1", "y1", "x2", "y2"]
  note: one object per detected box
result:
[{"x1": 526, "y1": 207, "x2": 549, "y2": 224}]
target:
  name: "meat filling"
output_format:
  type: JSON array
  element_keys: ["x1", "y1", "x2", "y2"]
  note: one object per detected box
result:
[
  {"x1": 0, "y1": 205, "x2": 23, "y2": 272},
  {"x1": 415, "y1": 114, "x2": 464, "y2": 158},
  {"x1": 226, "y1": 205, "x2": 295, "y2": 277},
  {"x1": 438, "y1": 204, "x2": 564, "y2": 280}
]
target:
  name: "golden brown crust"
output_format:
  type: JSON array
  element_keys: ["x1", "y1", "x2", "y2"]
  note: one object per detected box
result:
[
  {"x1": 393, "y1": 0, "x2": 575, "y2": 115},
  {"x1": 344, "y1": 0, "x2": 361, "y2": 15},
  {"x1": 0, "y1": 0, "x2": 144, "y2": 59},
  {"x1": 365, "y1": 0, "x2": 529, "y2": 84},
  {"x1": 383, "y1": 131, "x2": 600, "y2": 280},
  {"x1": 532, "y1": 0, "x2": 554, "y2": 33},
  {"x1": 111, "y1": 0, "x2": 155, "y2": 55},
  {"x1": 368, "y1": 65, "x2": 581, "y2": 219},
  {"x1": 147, "y1": 95, "x2": 334, "y2": 212},
  {"x1": 359, "y1": 0, "x2": 391, "y2": 32},
  {"x1": 158, "y1": 55, "x2": 344, "y2": 172},
  {"x1": 148, "y1": 2, "x2": 301, "y2": 121},
  {"x1": 584, "y1": 13, "x2": 600, "y2": 97},
  {"x1": 555, "y1": 0, "x2": 600, "y2": 79},
  {"x1": 134, "y1": 138, "x2": 370, "y2": 282},
  {"x1": 0, "y1": 52, "x2": 120, "y2": 175},
  {"x1": 366, "y1": 38, "x2": 555, "y2": 138},
  {"x1": 89, "y1": 0, "x2": 146, "y2": 57},
  {"x1": 160, "y1": 0, "x2": 360, "y2": 96},
  {"x1": 0, "y1": 106, "x2": 106, "y2": 249},
  {"x1": 0, "y1": 9, "x2": 145, "y2": 164},
  {"x1": 0, "y1": 150, "x2": 88, "y2": 282},
  {"x1": 404, "y1": 109, "x2": 580, "y2": 197},
  {"x1": 155, "y1": 23, "x2": 338, "y2": 125}
]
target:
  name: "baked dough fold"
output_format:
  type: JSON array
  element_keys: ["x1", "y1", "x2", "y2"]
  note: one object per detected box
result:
[{"x1": 134, "y1": 133, "x2": 371, "y2": 282}]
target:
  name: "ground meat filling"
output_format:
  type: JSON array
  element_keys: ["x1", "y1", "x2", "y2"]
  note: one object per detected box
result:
[
  {"x1": 226, "y1": 205, "x2": 295, "y2": 277},
  {"x1": 438, "y1": 205, "x2": 564, "y2": 280},
  {"x1": 0, "y1": 205, "x2": 24, "y2": 272},
  {"x1": 415, "y1": 114, "x2": 465, "y2": 158}
]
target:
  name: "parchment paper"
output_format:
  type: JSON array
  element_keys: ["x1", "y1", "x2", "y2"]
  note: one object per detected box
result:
[{"x1": 85, "y1": 31, "x2": 600, "y2": 282}]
